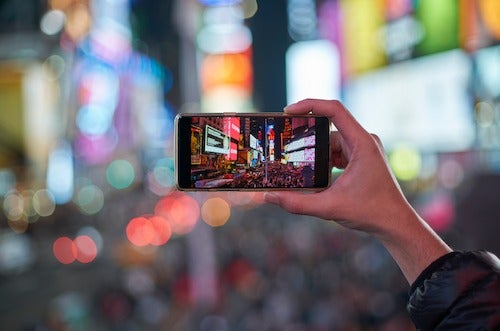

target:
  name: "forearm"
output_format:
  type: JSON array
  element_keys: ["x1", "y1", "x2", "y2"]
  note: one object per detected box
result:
[{"x1": 373, "y1": 200, "x2": 452, "y2": 284}]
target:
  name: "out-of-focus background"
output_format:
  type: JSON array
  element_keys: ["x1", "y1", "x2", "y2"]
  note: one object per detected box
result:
[{"x1": 0, "y1": 0, "x2": 499, "y2": 330}]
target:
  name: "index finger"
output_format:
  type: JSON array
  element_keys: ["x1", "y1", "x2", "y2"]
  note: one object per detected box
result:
[{"x1": 284, "y1": 99, "x2": 370, "y2": 145}]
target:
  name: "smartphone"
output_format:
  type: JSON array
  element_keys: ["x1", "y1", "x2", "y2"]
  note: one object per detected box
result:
[{"x1": 175, "y1": 113, "x2": 331, "y2": 191}]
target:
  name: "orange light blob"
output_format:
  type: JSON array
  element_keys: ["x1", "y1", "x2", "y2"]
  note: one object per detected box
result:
[
  {"x1": 200, "y1": 51, "x2": 253, "y2": 93},
  {"x1": 53, "y1": 236, "x2": 77, "y2": 264},
  {"x1": 74, "y1": 235, "x2": 98, "y2": 263},
  {"x1": 126, "y1": 217, "x2": 155, "y2": 247},
  {"x1": 149, "y1": 215, "x2": 172, "y2": 246},
  {"x1": 201, "y1": 197, "x2": 231, "y2": 227},
  {"x1": 155, "y1": 192, "x2": 200, "y2": 235}
]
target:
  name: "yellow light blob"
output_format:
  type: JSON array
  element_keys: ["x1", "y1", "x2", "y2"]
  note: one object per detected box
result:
[
  {"x1": 389, "y1": 145, "x2": 422, "y2": 181},
  {"x1": 201, "y1": 197, "x2": 231, "y2": 227}
]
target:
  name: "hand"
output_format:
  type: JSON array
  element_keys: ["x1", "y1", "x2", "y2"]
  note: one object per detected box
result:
[
  {"x1": 264, "y1": 99, "x2": 451, "y2": 283},
  {"x1": 264, "y1": 99, "x2": 407, "y2": 237}
]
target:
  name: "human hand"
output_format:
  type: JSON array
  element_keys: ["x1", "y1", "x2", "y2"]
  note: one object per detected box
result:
[
  {"x1": 264, "y1": 99, "x2": 451, "y2": 283},
  {"x1": 264, "y1": 99, "x2": 410, "y2": 237}
]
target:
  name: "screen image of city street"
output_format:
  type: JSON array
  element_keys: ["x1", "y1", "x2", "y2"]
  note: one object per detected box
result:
[{"x1": 189, "y1": 116, "x2": 318, "y2": 189}]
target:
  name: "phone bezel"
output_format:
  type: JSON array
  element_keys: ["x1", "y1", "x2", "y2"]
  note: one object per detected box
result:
[{"x1": 175, "y1": 112, "x2": 331, "y2": 191}]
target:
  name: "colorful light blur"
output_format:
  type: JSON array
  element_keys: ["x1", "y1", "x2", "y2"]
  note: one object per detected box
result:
[
  {"x1": 200, "y1": 51, "x2": 253, "y2": 94},
  {"x1": 73, "y1": 235, "x2": 98, "y2": 263},
  {"x1": 53, "y1": 236, "x2": 76, "y2": 264},
  {"x1": 32, "y1": 189, "x2": 56, "y2": 217},
  {"x1": 125, "y1": 215, "x2": 172, "y2": 247},
  {"x1": 197, "y1": 2, "x2": 254, "y2": 114},
  {"x1": 389, "y1": 145, "x2": 422, "y2": 181},
  {"x1": 146, "y1": 158, "x2": 176, "y2": 196},
  {"x1": 74, "y1": 184, "x2": 104, "y2": 215},
  {"x1": 154, "y1": 192, "x2": 200, "y2": 235},
  {"x1": 53, "y1": 235, "x2": 98, "y2": 264},
  {"x1": 418, "y1": 192, "x2": 455, "y2": 233},
  {"x1": 286, "y1": 39, "x2": 340, "y2": 104},
  {"x1": 201, "y1": 197, "x2": 231, "y2": 227},
  {"x1": 106, "y1": 159, "x2": 135, "y2": 190}
]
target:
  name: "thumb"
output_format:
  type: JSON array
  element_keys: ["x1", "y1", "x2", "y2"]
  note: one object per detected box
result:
[{"x1": 264, "y1": 191, "x2": 330, "y2": 218}]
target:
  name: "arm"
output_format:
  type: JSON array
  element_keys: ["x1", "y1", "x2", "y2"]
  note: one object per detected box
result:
[
  {"x1": 263, "y1": 99, "x2": 451, "y2": 284},
  {"x1": 408, "y1": 250, "x2": 500, "y2": 330}
]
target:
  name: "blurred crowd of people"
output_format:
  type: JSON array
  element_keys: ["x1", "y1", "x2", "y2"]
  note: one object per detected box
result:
[
  {"x1": 229, "y1": 163, "x2": 312, "y2": 189},
  {"x1": 20, "y1": 202, "x2": 415, "y2": 331}
]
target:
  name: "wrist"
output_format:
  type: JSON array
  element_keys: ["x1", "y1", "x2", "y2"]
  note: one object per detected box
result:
[{"x1": 372, "y1": 199, "x2": 452, "y2": 284}]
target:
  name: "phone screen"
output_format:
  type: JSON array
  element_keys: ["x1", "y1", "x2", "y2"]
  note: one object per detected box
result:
[{"x1": 175, "y1": 113, "x2": 330, "y2": 190}]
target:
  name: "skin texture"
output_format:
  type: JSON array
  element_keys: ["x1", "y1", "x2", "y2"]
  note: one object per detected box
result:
[{"x1": 264, "y1": 99, "x2": 452, "y2": 284}]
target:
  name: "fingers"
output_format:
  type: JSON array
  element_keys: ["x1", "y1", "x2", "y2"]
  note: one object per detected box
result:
[
  {"x1": 285, "y1": 99, "x2": 369, "y2": 145},
  {"x1": 264, "y1": 191, "x2": 331, "y2": 218}
]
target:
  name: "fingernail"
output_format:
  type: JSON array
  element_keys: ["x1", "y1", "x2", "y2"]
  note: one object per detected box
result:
[{"x1": 264, "y1": 192, "x2": 279, "y2": 204}]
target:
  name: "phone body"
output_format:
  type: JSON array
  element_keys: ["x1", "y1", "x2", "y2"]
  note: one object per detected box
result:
[{"x1": 175, "y1": 112, "x2": 331, "y2": 191}]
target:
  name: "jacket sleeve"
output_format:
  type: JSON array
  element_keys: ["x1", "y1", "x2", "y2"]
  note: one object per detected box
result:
[{"x1": 407, "y1": 250, "x2": 500, "y2": 331}]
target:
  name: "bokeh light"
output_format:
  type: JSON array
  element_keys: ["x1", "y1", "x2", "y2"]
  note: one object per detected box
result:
[
  {"x1": 106, "y1": 159, "x2": 135, "y2": 190},
  {"x1": 149, "y1": 216, "x2": 172, "y2": 246},
  {"x1": 33, "y1": 189, "x2": 56, "y2": 217},
  {"x1": 125, "y1": 215, "x2": 173, "y2": 247},
  {"x1": 126, "y1": 216, "x2": 155, "y2": 247},
  {"x1": 74, "y1": 184, "x2": 105, "y2": 215},
  {"x1": 3, "y1": 191, "x2": 24, "y2": 222},
  {"x1": 40, "y1": 9, "x2": 66, "y2": 35},
  {"x1": 154, "y1": 192, "x2": 200, "y2": 235},
  {"x1": 77, "y1": 226, "x2": 104, "y2": 253},
  {"x1": 74, "y1": 235, "x2": 98, "y2": 263},
  {"x1": 201, "y1": 197, "x2": 231, "y2": 227},
  {"x1": 389, "y1": 145, "x2": 422, "y2": 181},
  {"x1": 0, "y1": 170, "x2": 15, "y2": 197},
  {"x1": 146, "y1": 157, "x2": 175, "y2": 196},
  {"x1": 53, "y1": 236, "x2": 76, "y2": 264}
]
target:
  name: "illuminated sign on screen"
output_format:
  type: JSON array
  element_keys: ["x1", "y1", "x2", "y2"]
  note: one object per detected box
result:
[
  {"x1": 204, "y1": 125, "x2": 229, "y2": 154},
  {"x1": 223, "y1": 117, "x2": 240, "y2": 140}
]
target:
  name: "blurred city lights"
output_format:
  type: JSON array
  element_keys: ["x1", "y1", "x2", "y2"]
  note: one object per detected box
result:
[
  {"x1": 154, "y1": 192, "x2": 200, "y2": 235},
  {"x1": 0, "y1": 170, "x2": 15, "y2": 197},
  {"x1": 0, "y1": 232, "x2": 35, "y2": 274},
  {"x1": 32, "y1": 189, "x2": 56, "y2": 217},
  {"x1": 77, "y1": 226, "x2": 104, "y2": 253},
  {"x1": 389, "y1": 145, "x2": 422, "y2": 181},
  {"x1": 43, "y1": 54, "x2": 66, "y2": 80},
  {"x1": 287, "y1": 0, "x2": 318, "y2": 41},
  {"x1": 106, "y1": 159, "x2": 135, "y2": 190},
  {"x1": 200, "y1": 52, "x2": 253, "y2": 93},
  {"x1": 475, "y1": 101, "x2": 495, "y2": 127},
  {"x1": 438, "y1": 159, "x2": 465, "y2": 190},
  {"x1": 146, "y1": 157, "x2": 175, "y2": 196},
  {"x1": 74, "y1": 184, "x2": 105, "y2": 215},
  {"x1": 197, "y1": 24, "x2": 252, "y2": 54},
  {"x1": 419, "y1": 192, "x2": 455, "y2": 233},
  {"x1": 0, "y1": 0, "x2": 499, "y2": 329},
  {"x1": 3, "y1": 191, "x2": 24, "y2": 222},
  {"x1": 126, "y1": 216, "x2": 156, "y2": 247},
  {"x1": 40, "y1": 9, "x2": 66, "y2": 35},
  {"x1": 201, "y1": 197, "x2": 231, "y2": 227},
  {"x1": 53, "y1": 235, "x2": 98, "y2": 264},
  {"x1": 47, "y1": 141, "x2": 74, "y2": 204},
  {"x1": 241, "y1": 0, "x2": 258, "y2": 19},
  {"x1": 53, "y1": 236, "x2": 77, "y2": 264},
  {"x1": 199, "y1": 0, "x2": 242, "y2": 6},
  {"x1": 74, "y1": 235, "x2": 98, "y2": 263},
  {"x1": 148, "y1": 216, "x2": 172, "y2": 246},
  {"x1": 286, "y1": 39, "x2": 340, "y2": 104},
  {"x1": 63, "y1": 2, "x2": 91, "y2": 42}
]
